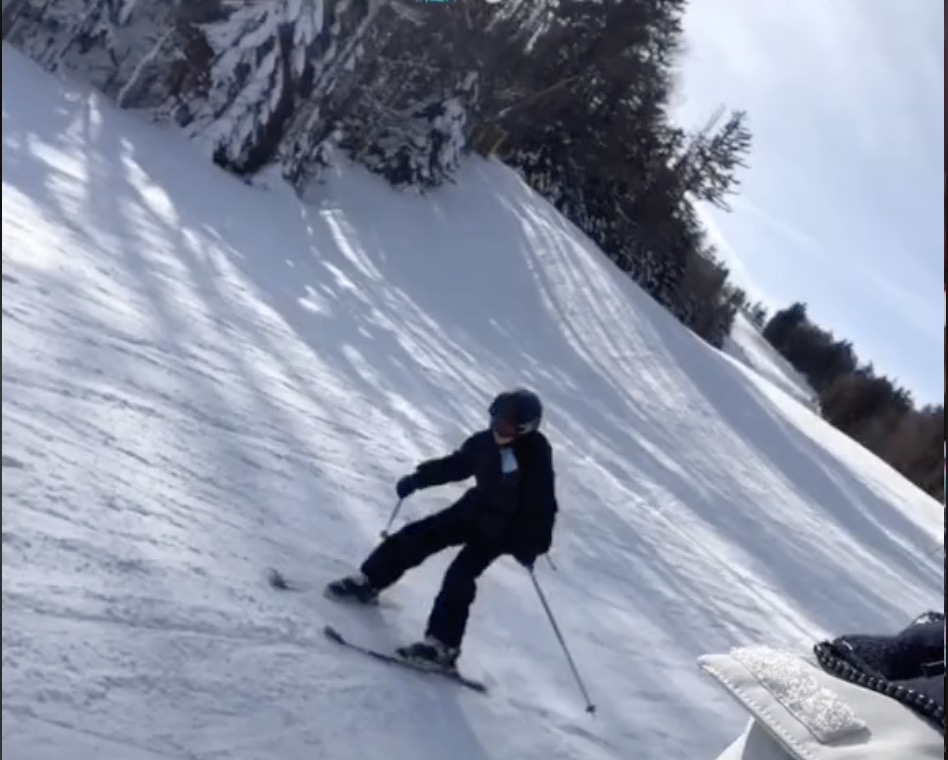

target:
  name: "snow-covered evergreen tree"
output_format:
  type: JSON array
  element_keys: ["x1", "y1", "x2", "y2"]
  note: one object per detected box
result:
[
  {"x1": 184, "y1": 0, "x2": 325, "y2": 174},
  {"x1": 8, "y1": 0, "x2": 180, "y2": 108},
  {"x1": 338, "y1": 83, "x2": 473, "y2": 191},
  {"x1": 316, "y1": 1, "x2": 488, "y2": 191},
  {"x1": 183, "y1": 0, "x2": 381, "y2": 181},
  {"x1": 280, "y1": 0, "x2": 382, "y2": 188}
]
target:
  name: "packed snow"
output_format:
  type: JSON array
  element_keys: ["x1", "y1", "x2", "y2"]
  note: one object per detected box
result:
[
  {"x1": 2, "y1": 46, "x2": 942, "y2": 760},
  {"x1": 723, "y1": 313, "x2": 820, "y2": 413}
]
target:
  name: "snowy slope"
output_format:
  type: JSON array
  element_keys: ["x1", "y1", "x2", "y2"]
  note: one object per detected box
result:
[
  {"x1": 723, "y1": 312, "x2": 820, "y2": 412},
  {"x1": 2, "y1": 46, "x2": 942, "y2": 760}
]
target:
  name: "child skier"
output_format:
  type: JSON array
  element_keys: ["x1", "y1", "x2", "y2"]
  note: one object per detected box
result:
[{"x1": 326, "y1": 388, "x2": 559, "y2": 670}]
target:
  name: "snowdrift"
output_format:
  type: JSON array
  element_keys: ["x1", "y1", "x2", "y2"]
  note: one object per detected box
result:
[
  {"x1": 723, "y1": 312, "x2": 820, "y2": 413},
  {"x1": 2, "y1": 46, "x2": 942, "y2": 760}
]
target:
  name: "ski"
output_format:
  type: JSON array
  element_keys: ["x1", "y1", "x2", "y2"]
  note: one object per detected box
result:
[
  {"x1": 267, "y1": 567, "x2": 307, "y2": 591},
  {"x1": 266, "y1": 568, "x2": 400, "y2": 608},
  {"x1": 322, "y1": 624, "x2": 488, "y2": 694}
]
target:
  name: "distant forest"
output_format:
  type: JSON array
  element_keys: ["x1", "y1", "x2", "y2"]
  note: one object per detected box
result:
[
  {"x1": 3, "y1": 0, "x2": 940, "y2": 499},
  {"x1": 746, "y1": 302, "x2": 942, "y2": 499}
]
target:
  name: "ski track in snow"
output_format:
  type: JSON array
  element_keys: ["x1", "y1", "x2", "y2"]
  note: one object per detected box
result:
[{"x1": 2, "y1": 46, "x2": 942, "y2": 760}]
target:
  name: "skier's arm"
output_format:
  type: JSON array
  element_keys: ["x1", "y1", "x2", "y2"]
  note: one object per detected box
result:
[
  {"x1": 526, "y1": 440, "x2": 558, "y2": 557},
  {"x1": 412, "y1": 435, "x2": 477, "y2": 488}
]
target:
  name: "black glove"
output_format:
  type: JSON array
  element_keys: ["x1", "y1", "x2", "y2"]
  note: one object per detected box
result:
[{"x1": 395, "y1": 474, "x2": 418, "y2": 500}]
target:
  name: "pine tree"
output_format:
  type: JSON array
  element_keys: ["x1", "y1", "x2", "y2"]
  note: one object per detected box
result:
[
  {"x1": 763, "y1": 302, "x2": 808, "y2": 350},
  {"x1": 187, "y1": 0, "x2": 329, "y2": 175},
  {"x1": 281, "y1": 0, "x2": 382, "y2": 187},
  {"x1": 683, "y1": 109, "x2": 752, "y2": 211},
  {"x1": 319, "y1": 0, "x2": 492, "y2": 190},
  {"x1": 9, "y1": 0, "x2": 183, "y2": 108}
]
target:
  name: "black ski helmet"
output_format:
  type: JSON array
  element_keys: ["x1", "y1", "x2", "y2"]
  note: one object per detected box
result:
[{"x1": 489, "y1": 388, "x2": 543, "y2": 437}]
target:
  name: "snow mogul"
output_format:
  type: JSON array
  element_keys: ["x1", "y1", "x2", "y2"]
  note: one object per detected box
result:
[
  {"x1": 326, "y1": 387, "x2": 558, "y2": 670},
  {"x1": 702, "y1": 610, "x2": 944, "y2": 759}
]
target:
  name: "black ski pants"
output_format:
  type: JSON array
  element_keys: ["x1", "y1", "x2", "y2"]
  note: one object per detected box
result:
[{"x1": 360, "y1": 493, "x2": 502, "y2": 650}]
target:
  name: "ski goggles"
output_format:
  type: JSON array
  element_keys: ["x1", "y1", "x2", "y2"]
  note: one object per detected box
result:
[{"x1": 490, "y1": 416, "x2": 519, "y2": 438}]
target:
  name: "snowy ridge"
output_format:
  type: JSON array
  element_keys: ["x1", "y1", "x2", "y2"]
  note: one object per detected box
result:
[
  {"x1": 2, "y1": 46, "x2": 942, "y2": 760},
  {"x1": 722, "y1": 312, "x2": 821, "y2": 412}
]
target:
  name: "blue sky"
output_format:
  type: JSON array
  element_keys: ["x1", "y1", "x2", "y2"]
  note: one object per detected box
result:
[{"x1": 673, "y1": 0, "x2": 943, "y2": 406}]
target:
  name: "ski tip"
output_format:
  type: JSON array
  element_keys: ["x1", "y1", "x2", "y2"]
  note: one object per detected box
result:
[
  {"x1": 459, "y1": 677, "x2": 488, "y2": 694},
  {"x1": 325, "y1": 625, "x2": 488, "y2": 693},
  {"x1": 267, "y1": 568, "x2": 291, "y2": 589}
]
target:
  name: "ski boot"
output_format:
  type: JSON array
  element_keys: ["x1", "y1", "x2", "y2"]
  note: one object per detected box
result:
[
  {"x1": 324, "y1": 572, "x2": 379, "y2": 605},
  {"x1": 396, "y1": 635, "x2": 460, "y2": 672}
]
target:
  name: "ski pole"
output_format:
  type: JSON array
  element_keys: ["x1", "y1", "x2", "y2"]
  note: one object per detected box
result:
[
  {"x1": 380, "y1": 498, "x2": 404, "y2": 538},
  {"x1": 528, "y1": 568, "x2": 596, "y2": 715}
]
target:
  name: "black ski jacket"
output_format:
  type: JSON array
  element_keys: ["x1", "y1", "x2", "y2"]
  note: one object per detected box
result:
[{"x1": 412, "y1": 429, "x2": 558, "y2": 560}]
